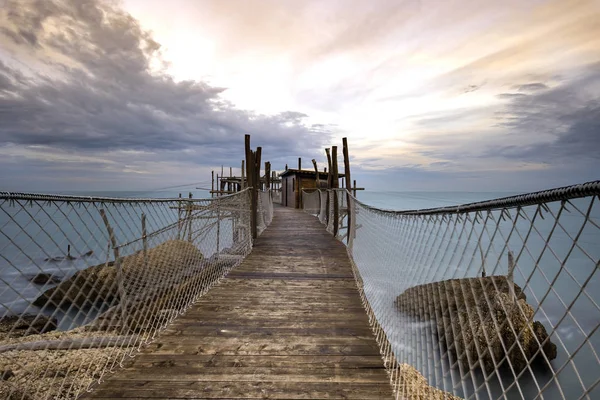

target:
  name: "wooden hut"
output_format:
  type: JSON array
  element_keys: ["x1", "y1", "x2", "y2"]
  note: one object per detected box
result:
[{"x1": 279, "y1": 169, "x2": 344, "y2": 209}]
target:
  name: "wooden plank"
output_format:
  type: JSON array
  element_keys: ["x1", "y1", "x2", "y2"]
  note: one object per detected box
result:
[
  {"x1": 89, "y1": 381, "x2": 392, "y2": 399},
  {"x1": 85, "y1": 205, "x2": 393, "y2": 399}
]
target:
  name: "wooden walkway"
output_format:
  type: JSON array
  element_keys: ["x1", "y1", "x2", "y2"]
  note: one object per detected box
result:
[{"x1": 86, "y1": 206, "x2": 393, "y2": 399}]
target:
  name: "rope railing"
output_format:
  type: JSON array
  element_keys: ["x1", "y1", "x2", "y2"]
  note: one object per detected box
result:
[
  {"x1": 304, "y1": 182, "x2": 600, "y2": 400},
  {"x1": 0, "y1": 188, "x2": 272, "y2": 399}
]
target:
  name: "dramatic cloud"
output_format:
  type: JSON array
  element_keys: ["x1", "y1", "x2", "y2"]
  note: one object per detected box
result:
[
  {"x1": 0, "y1": 0, "x2": 332, "y2": 191},
  {"x1": 1, "y1": 0, "x2": 599, "y2": 192},
  {"x1": 494, "y1": 65, "x2": 600, "y2": 163}
]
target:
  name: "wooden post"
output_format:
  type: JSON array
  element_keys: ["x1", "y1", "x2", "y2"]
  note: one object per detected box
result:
[
  {"x1": 211, "y1": 171, "x2": 214, "y2": 198},
  {"x1": 177, "y1": 193, "x2": 182, "y2": 239},
  {"x1": 342, "y1": 138, "x2": 352, "y2": 244},
  {"x1": 216, "y1": 201, "x2": 220, "y2": 256},
  {"x1": 325, "y1": 149, "x2": 333, "y2": 189},
  {"x1": 298, "y1": 157, "x2": 301, "y2": 171},
  {"x1": 254, "y1": 147, "x2": 262, "y2": 237},
  {"x1": 312, "y1": 159, "x2": 320, "y2": 189},
  {"x1": 508, "y1": 251, "x2": 516, "y2": 303},
  {"x1": 141, "y1": 213, "x2": 147, "y2": 270},
  {"x1": 245, "y1": 135, "x2": 258, "y2": 239},
  {"x1": 332, "y1": 146, "x2": 339, "y2": 237},
  {"x1": 187, "y1": 192, "x2": 193, "y2": 242},
  {"x1": 265, "y1": 161, "x2": 271, "y2": 190},
  {"x1": 353, "y1": 180, "x2": 357, "y2": 197},
  {"x1": 99, "y1": 209, "x2": 127, "y2": 328},
  {"x1": 325, "y1": 148, "x2": 332, "y2": 225},
  {"x1": 241, "y1": 160, "x2": 245, "y2": 190}
]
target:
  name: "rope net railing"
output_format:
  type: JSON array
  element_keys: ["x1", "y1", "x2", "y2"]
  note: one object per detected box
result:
[
  {"x1": 0, "y1": 188, "x2": 272, "y2": 400},
  {"x1": 304, "y1": 182, "x2": 600, "y2": 400}
]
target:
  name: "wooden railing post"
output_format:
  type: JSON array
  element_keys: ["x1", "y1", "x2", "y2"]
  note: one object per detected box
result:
[
  {"x1": 342, "y1": 138, "x2": 352, "y2": 245},
  {"x1": 332, "y1": 146, "x2": 339, "y2": 237},
  {"x1": 99, "y1": 209, "x2": 127, "y2": 328},
  {"x1": 245, "y1": 134, "x2": 258, "y2": 239}
]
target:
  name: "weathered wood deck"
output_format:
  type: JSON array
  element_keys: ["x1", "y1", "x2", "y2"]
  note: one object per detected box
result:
[{"x1": 86, "y1": 205, "x2": 393, "y2": 399}]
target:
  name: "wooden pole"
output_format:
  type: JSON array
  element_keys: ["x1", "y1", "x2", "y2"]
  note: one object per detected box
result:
[
  {"x1": 325, "y1": 149, "x2": 333, "y2": 189},
  {"x1": 342, "y1": 138, "x2": 352, "y2": 245},
  {"x1": 312, "y1": 159, "x2": 320, "y2": 189},
  {"x1": 353, "y1": 179, "x2": 357, "y2": 197},
  {"x1": 177, "y1": 192, "x2": 182, "y2": 238},
  {"x1": 99, "y1": 209, "x2": 127, "y2": 328},
  {"x1": 141, "y1": 213, "x2": 147, "y2": 270},
  {"x1": 211, "y1": 171, "x2": 214, "y2": 198},
  {"x1": 325, "y1": 148, "x2": 332, "y2": 225},
  {"x1": 265, "y1": 161, "x2": 271, "y2": 190},
  {"x1": 241, "y1": 160, "x2": 245, "y2": 190},
  {"x1": 245, "y1": 135, "x2": 258, "y2": 239},
  {"x1": 332, "y1": 146, "x2": 339, "y2": 237},
  {"x1": 187, "y1": 192, "x2": 193, "y2": 242},
  {"x1": 298, "y1": 157, "x2": 301, "y2": 171}
]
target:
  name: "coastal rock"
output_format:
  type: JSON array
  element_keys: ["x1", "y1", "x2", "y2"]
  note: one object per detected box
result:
[
  {"x1": 0, "y1": 315, "x2": 57, "y2": 339},
  {"x1": 395, "y1": 276, "x2": 557, "y2": 372},
  {"x1": 397, "y1": 363, "x2": 462, "y2": 400},
  {"x1": 27, "y1": 273, "x2": 63, "y2": 285},
  {"x1": 33, "y1": 240, "x2": 204, "y2": 311}
]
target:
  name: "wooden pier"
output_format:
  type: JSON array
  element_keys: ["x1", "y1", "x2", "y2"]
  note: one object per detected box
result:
[{"x1": 86, "y1": 205, "x2": 393, "y2": 399}]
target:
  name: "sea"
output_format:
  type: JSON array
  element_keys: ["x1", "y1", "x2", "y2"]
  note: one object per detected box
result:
[{"x1": 1, "y1": 187, "x2": 598, "y2": 400}]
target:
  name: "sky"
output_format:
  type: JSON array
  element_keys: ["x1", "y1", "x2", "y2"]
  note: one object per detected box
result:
[{"x1": 0, "y1": 0, "x2": 599, "y2": 193}]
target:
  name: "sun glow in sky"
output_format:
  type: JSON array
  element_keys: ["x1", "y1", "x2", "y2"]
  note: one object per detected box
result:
[{"x1": 0, "y1": 0, "x2": 598, "y2": 192}]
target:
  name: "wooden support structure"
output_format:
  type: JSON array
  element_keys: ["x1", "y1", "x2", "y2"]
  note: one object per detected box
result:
[
  {"x1": 342, "y1": 138, "x2": 352, "y2": 245},
  {"x1": 312, "y1": 159, "x2": 320, "y2": 189},
  {"x1": 332, "y1": 146, "x2": 339, "y2": 237}
]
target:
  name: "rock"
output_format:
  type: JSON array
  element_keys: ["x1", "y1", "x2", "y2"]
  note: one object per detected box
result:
[
  {"x1": 33, "y1": 240, "x2": 203, "y2": 311},
  {"x1": 0, "y1": 314, "x2": 57, "y2": 338},
  {"x1": 395, "y1": 276, "x2": 557, "y2": 372},
  {"x1": 27, "y1": 273, "x2": 63, "y2": 285},
  {"x1": 397, "y1": 363, "x2": 462, "y2": 400}
]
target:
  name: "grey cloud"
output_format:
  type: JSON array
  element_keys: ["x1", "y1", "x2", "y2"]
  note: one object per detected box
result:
[
  {"x1": 0, "y1": 0, "x2": 332, "y2": 168},
  {"x1": 514, "y1": 82, "x2": 548, "y2": 92},
  {"x1": 497, "y1": 93, "x2": 527, "y2": 99},
  {"x1": 493, "y1": 66, "x2": 600, "y2": 162}
]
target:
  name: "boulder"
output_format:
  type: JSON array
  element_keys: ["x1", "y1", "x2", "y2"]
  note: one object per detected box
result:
[
  {"x1": 395, "y1": 276, "x2": 557, "y2": 372},
  {"x1": 27, "y1": 273, "x2": 63, "y2": 285},
  {"x1": 0, "y1": 314, "x2": 57, "y2": 339},
  {"x1": 397, "y1": 363, "x2": 462, "y2": 400},
  {"x1": 33, "y1": 240, "x2": 204, "y2": 311}
]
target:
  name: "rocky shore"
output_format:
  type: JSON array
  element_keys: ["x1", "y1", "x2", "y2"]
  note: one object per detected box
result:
[
  {"x1": 0, "y1": 239, "x2": 245, "y2": 399},
  {"x1": 395, "y1": 276, "x2": 557, "y2": 372}
]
